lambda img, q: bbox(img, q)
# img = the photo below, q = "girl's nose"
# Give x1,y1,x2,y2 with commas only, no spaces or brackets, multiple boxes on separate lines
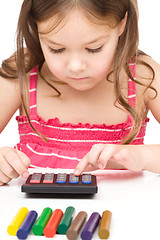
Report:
68,55,86,73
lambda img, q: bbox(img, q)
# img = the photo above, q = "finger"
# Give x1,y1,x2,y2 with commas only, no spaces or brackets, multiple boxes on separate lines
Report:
74,153,90,176
82,164,99,172
87,144,105,168
0,181,4,186
98,144,117,169
0,169,12,184
0,153,19,179
16,150,30,168
74,144,104,175
2,148,29,179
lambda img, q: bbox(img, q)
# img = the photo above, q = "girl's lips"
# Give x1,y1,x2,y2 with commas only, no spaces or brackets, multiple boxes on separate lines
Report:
70,77,89,81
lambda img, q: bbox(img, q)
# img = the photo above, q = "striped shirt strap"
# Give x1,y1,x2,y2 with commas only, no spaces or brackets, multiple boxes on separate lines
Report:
128,63,136,108
29,66,38,116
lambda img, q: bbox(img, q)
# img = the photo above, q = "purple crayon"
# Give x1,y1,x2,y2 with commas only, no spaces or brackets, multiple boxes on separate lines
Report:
81,212,101,240
16,210,38,239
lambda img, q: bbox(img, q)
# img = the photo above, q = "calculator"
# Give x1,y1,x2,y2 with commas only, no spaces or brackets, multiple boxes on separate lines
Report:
21,173,98,194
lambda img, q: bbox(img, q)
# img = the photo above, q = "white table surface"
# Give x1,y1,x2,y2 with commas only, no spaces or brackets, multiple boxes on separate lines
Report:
1,168,160,240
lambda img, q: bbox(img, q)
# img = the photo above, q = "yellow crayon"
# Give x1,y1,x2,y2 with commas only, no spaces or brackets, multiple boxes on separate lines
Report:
7,207,29,236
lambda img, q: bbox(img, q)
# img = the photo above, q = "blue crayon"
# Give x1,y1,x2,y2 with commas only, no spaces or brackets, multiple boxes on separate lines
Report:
81,212,101,240
17,210,38,239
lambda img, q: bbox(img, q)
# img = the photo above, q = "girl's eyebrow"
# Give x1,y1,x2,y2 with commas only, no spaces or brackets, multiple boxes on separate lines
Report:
41,35,109,46
86,35,109,44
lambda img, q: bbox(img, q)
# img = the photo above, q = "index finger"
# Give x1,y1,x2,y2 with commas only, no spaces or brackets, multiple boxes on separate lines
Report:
16,150,30,168
74,153,90,176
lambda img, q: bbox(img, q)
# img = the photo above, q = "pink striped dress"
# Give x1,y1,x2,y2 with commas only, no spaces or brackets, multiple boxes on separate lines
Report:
15,63,149,169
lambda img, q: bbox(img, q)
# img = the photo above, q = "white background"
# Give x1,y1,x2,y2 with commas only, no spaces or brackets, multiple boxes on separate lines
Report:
0,0,160,147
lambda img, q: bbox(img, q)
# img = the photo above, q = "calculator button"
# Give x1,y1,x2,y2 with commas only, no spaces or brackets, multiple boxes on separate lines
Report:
43,173,54,183
30,173,42,183
56,173,67,184
82,174,92,184
69,174,79,184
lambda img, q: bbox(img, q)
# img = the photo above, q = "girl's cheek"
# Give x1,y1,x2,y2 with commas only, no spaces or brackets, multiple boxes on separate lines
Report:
92,60,112,77
47,61,65,78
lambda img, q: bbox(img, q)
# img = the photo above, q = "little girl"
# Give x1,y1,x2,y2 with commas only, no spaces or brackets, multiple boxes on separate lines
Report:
0,0,160,186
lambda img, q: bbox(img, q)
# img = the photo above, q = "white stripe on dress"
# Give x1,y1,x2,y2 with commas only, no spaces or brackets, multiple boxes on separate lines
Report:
27,143,81,161
21,132,120,143
128,94,136,99
30,105,37,109
29,88,36,93
30,72,37,76
20,132,144,143
18,119,133,132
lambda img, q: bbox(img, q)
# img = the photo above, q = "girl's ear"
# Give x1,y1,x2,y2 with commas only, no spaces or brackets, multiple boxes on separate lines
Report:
118,12,128,36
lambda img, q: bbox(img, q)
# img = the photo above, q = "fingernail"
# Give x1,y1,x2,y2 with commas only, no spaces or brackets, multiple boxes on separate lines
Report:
22,171,29,179
74,170,79,175
98,163,104,169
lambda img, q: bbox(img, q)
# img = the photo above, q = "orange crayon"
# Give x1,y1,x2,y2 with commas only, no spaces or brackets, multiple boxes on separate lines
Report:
43,209,63,237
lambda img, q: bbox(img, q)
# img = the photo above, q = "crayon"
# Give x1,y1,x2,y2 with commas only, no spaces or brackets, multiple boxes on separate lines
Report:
7,207,29,236
32,207,52,236
57,206,75,234
81,212,101,240
16,210,38,239
98,210,112,239
43,209,63,237
66,211,87,240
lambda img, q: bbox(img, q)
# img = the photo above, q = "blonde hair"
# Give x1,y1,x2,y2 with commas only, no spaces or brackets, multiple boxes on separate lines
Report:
0,0,156,143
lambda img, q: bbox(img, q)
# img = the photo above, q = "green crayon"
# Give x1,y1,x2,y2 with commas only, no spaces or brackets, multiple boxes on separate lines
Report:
32,207,52,236
57,206,75,234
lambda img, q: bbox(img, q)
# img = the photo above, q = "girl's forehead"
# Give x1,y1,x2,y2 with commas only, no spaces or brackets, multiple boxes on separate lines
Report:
37,9,116,40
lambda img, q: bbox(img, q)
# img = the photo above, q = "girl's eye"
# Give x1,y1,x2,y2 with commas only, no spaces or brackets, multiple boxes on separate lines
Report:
86,45,103,53
49,47,65,54
48,45,104,54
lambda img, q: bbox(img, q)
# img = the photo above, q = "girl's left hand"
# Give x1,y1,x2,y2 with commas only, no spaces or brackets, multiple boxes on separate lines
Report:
74,144,144,175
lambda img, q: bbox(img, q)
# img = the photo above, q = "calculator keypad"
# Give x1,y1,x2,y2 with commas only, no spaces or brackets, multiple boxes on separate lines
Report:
29,173,92,184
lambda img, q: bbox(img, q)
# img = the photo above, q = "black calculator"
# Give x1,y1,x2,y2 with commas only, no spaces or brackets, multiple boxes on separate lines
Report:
21,173,98,194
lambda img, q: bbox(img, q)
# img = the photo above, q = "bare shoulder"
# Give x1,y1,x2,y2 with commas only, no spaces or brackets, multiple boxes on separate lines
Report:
0,75,21,132
0,75,21,100
136,54,160,122
136,54,160,97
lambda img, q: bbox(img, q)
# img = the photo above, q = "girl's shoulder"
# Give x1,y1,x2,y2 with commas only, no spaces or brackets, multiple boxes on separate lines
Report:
136,54,160,97
0,74,21,102
0,74,20,132
136,54,160,122
0,69,30,132
136,53,160,77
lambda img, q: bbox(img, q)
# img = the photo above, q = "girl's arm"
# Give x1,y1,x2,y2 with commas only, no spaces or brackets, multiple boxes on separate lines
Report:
74,57,160,175
140,57,160,172
0,76,30,185
0,76,21,132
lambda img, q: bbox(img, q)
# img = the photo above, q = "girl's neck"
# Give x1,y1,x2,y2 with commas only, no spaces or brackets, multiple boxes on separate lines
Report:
40,62,127,99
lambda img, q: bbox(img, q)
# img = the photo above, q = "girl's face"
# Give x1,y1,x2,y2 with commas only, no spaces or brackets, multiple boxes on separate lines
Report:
38,10,126,91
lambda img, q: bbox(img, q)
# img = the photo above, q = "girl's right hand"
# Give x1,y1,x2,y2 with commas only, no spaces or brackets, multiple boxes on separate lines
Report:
0,147,30,186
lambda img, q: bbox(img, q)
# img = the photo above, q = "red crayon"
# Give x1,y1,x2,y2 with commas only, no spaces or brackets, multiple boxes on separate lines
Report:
43,209,63,237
